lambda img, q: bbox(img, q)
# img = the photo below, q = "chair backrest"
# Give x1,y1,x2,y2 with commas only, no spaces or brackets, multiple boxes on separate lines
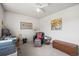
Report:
37,32,43,39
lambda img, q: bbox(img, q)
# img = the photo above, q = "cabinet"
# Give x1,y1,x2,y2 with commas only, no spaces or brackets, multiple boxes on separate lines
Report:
52,40,78,56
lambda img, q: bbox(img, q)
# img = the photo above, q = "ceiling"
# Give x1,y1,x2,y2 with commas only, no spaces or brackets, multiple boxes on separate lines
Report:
2,3,78,19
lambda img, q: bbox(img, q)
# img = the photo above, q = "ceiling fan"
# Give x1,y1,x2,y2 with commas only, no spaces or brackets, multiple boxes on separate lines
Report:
35,3,49,13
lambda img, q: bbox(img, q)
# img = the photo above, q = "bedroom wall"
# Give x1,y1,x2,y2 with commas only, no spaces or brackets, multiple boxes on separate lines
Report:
0,4,4,37
4,11,40,41
39,4,79,45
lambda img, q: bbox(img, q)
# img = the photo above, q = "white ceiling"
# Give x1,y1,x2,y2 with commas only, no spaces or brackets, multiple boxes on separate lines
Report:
3,3,78,19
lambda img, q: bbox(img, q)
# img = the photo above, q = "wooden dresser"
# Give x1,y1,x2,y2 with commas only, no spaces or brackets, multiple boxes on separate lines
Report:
52,40,78,56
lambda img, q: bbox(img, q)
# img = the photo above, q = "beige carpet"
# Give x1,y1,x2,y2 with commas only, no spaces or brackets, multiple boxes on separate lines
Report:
18,41,69,56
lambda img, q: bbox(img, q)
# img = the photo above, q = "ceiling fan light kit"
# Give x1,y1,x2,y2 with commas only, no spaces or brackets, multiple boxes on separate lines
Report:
36,8,42,13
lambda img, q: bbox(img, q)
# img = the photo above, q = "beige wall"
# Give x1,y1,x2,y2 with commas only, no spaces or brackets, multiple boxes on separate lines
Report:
0,4,4,37
4,11,40,41
40,4,79,45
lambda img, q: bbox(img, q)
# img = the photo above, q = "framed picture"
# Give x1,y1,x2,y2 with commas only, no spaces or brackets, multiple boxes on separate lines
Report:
20,22,33,29
51,18,62,30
